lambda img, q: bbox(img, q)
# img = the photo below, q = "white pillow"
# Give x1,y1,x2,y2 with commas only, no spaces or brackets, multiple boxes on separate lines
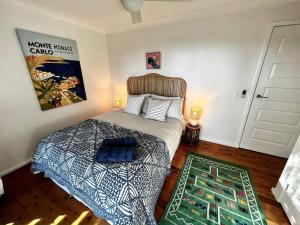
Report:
166,98,183,119
151,95,183,120
141,94,151,114
144,99,171,121
124,95,145,115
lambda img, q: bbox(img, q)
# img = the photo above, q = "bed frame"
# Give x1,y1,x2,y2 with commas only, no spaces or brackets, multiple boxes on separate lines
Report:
127,73,187,113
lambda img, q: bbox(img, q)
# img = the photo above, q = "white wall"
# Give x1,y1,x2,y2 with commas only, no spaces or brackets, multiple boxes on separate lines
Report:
0,1,112,175
106,3,300,147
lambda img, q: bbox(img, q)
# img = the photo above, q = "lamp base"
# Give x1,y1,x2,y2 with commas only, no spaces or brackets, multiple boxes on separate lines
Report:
189,119,199,127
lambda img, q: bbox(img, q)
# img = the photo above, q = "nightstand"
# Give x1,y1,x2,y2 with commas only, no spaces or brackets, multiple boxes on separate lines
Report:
182,123,200,146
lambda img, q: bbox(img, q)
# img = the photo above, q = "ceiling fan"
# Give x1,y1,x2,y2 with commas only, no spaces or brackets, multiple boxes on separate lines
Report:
121,0,194,24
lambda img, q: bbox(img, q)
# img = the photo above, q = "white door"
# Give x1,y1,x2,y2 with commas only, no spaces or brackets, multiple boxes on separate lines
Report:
280,182,300,225
241,24,300,158
272,135,300,225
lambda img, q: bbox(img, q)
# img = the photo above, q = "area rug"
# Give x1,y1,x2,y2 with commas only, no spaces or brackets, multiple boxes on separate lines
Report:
159,153,267,225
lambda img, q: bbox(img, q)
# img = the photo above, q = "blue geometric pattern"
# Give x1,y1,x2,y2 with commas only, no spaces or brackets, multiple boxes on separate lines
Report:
32,119,170,225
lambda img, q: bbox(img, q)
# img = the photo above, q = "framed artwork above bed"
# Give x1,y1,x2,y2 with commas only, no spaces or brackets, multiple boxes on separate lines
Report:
146,52,161,69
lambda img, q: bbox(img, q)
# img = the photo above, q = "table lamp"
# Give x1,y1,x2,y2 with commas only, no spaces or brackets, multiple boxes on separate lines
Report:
113,99,122,110
189,107,201,126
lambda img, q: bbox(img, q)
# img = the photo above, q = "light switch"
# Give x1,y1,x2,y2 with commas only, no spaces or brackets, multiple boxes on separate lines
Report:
236,90,247,98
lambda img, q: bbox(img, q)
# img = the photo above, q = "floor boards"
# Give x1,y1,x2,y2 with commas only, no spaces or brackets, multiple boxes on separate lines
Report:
0,141,290,225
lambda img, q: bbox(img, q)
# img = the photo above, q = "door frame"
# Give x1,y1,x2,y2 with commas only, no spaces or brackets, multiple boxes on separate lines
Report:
237,19,300,148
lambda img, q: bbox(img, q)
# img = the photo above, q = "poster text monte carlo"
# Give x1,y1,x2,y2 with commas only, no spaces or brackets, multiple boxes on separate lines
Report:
16,29,87,111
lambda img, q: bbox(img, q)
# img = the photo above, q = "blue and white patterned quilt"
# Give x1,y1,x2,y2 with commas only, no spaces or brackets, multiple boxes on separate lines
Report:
32,119,170,225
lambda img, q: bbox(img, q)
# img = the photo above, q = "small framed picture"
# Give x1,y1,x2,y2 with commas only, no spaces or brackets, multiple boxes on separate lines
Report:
146,52,161,69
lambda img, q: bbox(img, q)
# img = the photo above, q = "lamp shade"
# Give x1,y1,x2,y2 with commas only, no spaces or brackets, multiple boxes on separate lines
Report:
190,107,201,120
189,107,201,126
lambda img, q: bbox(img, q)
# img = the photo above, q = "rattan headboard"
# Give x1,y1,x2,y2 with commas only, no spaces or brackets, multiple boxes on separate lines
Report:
127,73,187,112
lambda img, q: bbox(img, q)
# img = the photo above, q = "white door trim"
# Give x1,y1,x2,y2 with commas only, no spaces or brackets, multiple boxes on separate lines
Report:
237,18,300,148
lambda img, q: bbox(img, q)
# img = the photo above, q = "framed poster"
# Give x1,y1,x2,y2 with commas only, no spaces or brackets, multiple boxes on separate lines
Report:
16,29,87,111
146,52,161,69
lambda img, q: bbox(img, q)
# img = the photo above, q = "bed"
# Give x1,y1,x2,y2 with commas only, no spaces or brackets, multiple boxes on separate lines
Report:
31,73,187,225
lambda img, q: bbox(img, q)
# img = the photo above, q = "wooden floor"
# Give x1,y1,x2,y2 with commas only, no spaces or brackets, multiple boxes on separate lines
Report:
0,141,290,225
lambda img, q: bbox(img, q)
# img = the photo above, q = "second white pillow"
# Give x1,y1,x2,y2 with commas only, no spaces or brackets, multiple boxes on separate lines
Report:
144,99,171,121
151,95,183,120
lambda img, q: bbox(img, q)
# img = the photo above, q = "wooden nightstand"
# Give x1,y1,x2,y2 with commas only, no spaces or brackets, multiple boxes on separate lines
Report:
182,123,200,146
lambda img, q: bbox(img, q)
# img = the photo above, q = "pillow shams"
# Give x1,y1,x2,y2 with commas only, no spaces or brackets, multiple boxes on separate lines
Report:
144,99,171,121
124,95,145,115
165,98,183,120
142,95,151,114
151,95,183,120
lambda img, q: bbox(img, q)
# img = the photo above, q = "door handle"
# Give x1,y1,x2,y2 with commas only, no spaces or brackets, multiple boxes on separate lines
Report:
256,94,269,99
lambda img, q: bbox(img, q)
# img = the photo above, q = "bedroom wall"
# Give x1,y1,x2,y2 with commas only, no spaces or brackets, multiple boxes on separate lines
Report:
106,3,300,147
0,1,112,175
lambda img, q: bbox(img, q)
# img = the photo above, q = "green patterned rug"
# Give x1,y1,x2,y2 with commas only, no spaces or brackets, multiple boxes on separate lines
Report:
159,153,267,225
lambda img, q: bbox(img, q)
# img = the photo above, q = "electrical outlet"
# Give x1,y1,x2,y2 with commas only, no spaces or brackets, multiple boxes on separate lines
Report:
241,90,247,98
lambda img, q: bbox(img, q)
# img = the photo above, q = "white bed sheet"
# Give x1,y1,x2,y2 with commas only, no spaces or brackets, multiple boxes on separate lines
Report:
93,110,184,161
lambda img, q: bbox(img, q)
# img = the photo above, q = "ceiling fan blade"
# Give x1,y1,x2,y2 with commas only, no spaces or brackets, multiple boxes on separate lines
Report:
145,0,194,2
131,11,142,24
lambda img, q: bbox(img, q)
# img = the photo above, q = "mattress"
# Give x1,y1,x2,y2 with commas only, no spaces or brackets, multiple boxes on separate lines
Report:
93,110,184,161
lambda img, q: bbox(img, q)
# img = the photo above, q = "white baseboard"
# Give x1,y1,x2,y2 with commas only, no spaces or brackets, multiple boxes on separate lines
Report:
0,158,32,177
200,137,239,148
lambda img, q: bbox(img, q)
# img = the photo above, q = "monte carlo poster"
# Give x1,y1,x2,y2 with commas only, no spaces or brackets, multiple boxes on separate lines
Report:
16,29,87,111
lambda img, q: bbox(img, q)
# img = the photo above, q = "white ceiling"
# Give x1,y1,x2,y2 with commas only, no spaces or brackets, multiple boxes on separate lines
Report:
5,0,300,33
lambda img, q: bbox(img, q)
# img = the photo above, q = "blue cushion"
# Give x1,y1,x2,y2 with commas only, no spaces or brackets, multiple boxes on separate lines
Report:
102,137,136,146
96,137,136,163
